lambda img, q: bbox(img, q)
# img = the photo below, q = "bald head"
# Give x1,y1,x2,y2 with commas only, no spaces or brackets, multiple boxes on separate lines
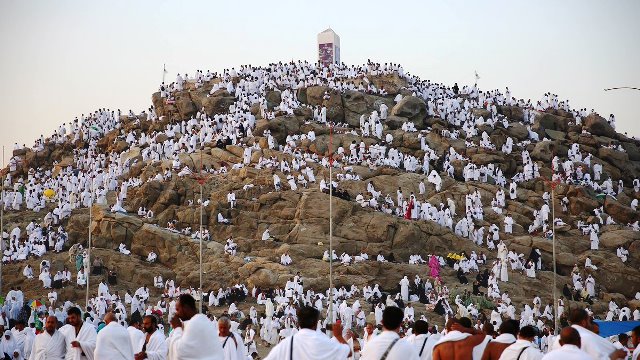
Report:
559,327,581,347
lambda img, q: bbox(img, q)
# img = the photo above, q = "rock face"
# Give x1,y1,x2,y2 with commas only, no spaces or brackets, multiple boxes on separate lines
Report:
4,67,640,323
391,96,427,125
584,114,617,138
342,91,393,127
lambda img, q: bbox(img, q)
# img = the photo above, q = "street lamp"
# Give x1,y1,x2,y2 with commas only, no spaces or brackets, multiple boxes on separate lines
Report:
190,147,212,313
328,122,335,324
543,172,561,335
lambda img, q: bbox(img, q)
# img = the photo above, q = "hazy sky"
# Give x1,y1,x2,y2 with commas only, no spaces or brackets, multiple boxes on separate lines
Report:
1,0,639,164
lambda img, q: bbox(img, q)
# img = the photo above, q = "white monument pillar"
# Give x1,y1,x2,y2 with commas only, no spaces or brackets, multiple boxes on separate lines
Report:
318,28,340,67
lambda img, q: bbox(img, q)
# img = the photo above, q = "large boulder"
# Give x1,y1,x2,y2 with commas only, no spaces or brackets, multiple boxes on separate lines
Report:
498,106,525,122
305,86,330,106
254,116,302,144
203,90,236,116
265,90,282,110
531,141,555,162
175,93,197,119
584,114,617,138
504,123,529,141
369,73,407,95
621,142,640,161
598,147,628,165
545,129,566,141
390,96,427,124
599,229,640,248
604,198,639,224
342,91,393,127
535,113,571,132
567,188,599,215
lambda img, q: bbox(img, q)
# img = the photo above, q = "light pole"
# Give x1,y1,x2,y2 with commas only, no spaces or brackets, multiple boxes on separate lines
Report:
191,147,210,314
328,122,335,325
544,171,560,335
551,184,558,335
86,175,93,309
199,181,203,313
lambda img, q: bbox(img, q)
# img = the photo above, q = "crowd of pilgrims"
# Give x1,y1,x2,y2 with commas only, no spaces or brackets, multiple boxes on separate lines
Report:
0,60,638,359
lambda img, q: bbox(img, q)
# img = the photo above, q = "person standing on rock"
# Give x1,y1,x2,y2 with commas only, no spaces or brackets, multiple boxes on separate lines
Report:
589,226,599,250
399,276,410,302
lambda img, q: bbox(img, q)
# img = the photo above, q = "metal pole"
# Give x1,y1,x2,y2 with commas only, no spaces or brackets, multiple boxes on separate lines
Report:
163,64,167,84
551,186,558,335
86,176,92,309
199,182,203,313
328,124,334,324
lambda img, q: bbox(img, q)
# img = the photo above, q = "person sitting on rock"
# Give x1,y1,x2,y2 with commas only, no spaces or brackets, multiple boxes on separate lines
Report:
119,243,131,255
280,252,292,266
217,212,230,224
147,251,157,263
22,264,33,279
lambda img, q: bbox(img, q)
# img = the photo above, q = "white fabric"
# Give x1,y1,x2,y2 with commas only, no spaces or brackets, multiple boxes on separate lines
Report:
127,327,144,354
28,330,66,360
550,325,616,360
94,322,134,360
218,333,245,360
498,339,543,360
434,331,471,346
361,331,419,360
264,328,350,360
60,322,97,360
168,314,223,360
135,330,167,360
406,333,440,360
541,345,592,360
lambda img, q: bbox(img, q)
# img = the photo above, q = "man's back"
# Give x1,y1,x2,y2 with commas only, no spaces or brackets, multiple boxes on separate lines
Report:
482,342,513,360
498,340,543,360
407,334,440,360
263,328,350,360
433,335,486,360
361,331,419,360
481,334,517,360
168,314,223,360
541,344,591,360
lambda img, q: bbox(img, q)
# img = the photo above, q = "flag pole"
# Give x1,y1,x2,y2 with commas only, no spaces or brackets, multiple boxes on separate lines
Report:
163,64,167,84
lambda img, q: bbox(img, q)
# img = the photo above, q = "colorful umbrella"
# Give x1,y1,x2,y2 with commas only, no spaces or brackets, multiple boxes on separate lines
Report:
29,299,43,309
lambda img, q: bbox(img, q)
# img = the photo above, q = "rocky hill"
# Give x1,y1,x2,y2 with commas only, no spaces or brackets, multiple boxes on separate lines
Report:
3,64,640,326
